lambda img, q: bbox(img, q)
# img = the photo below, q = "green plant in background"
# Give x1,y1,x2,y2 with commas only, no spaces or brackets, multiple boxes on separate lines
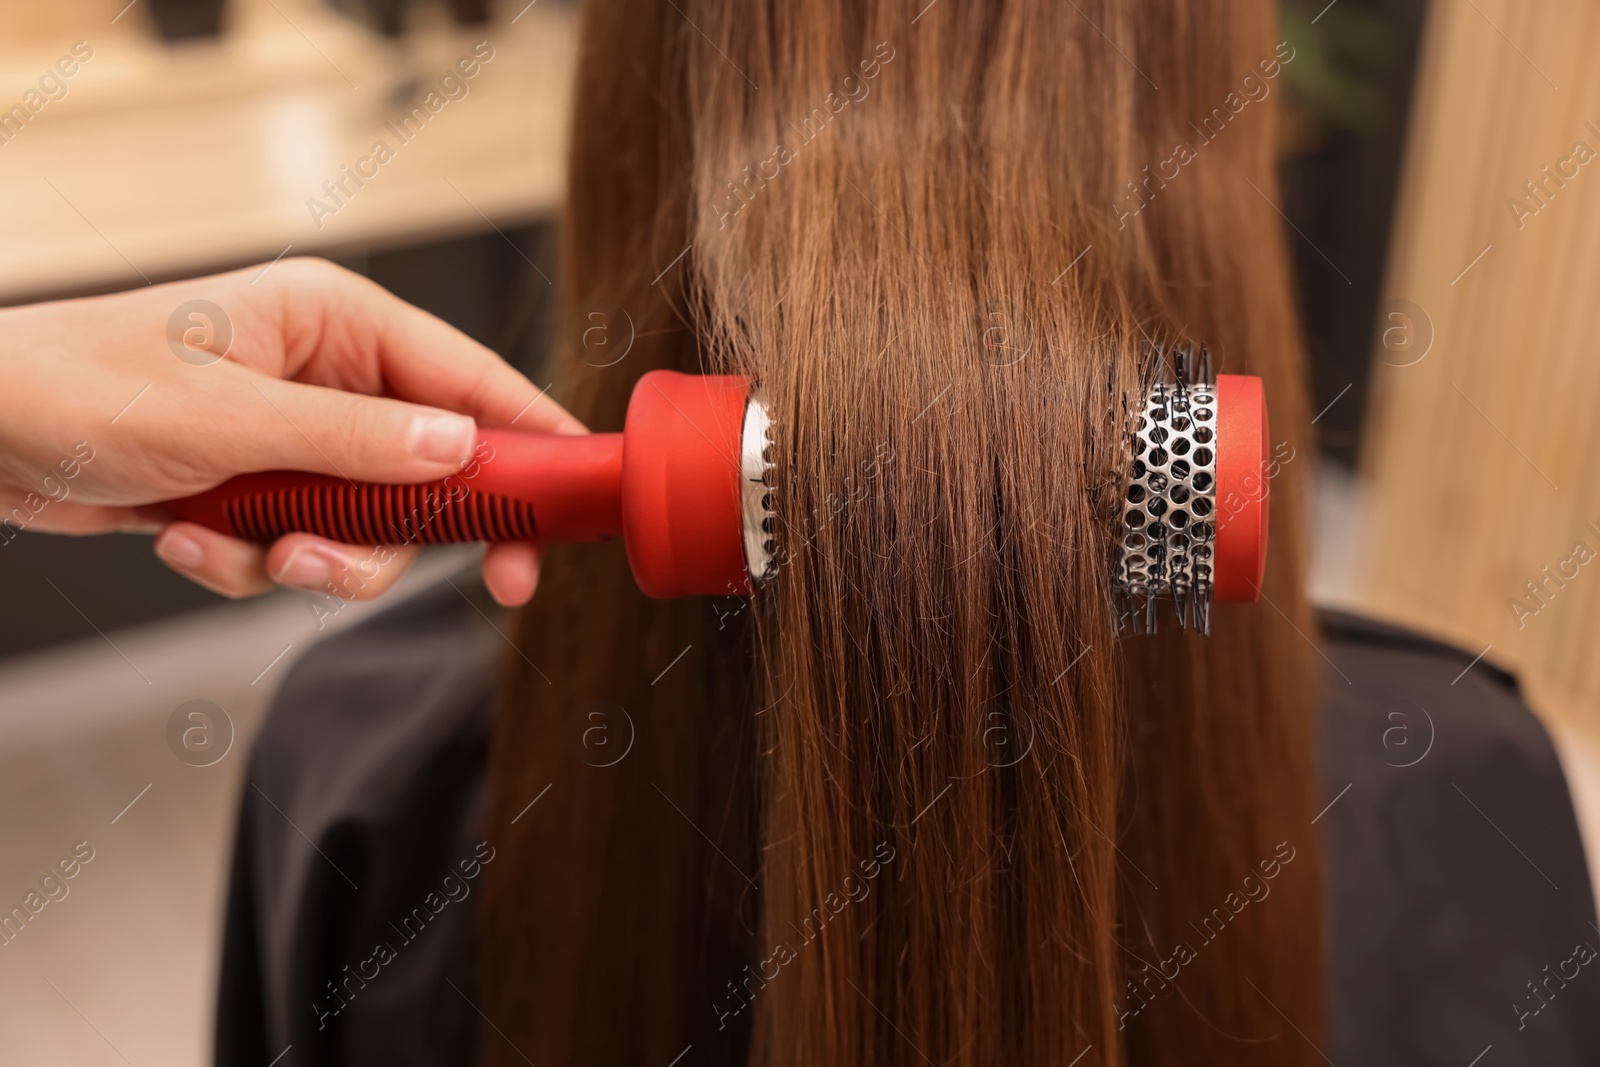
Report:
1281,0,1399,132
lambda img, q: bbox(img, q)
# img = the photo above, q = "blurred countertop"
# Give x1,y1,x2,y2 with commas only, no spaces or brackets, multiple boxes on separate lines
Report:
0,0,575,303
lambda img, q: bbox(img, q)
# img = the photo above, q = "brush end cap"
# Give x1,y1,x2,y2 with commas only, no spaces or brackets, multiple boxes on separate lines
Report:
621,371,752,599
1213,373,1269,603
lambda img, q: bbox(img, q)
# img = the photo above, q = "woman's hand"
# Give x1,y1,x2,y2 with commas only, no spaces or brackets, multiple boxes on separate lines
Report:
0,258,583,607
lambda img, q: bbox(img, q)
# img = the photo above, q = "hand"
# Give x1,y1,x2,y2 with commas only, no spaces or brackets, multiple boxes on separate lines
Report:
0,258,584,607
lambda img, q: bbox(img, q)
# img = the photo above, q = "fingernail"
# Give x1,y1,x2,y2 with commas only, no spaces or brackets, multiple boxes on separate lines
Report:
155,531,204,570
407,412,477,466
273,547,330,590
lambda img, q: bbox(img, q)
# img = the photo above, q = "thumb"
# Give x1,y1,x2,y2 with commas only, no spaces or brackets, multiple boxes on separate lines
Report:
222,373,478,484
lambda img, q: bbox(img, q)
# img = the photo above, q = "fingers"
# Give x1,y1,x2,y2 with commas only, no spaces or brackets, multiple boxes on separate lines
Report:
153,523,274,598
137,259,569,610
260,258,587,434
264,535,419,600
483,541,541,606
153,523,417,601
221,374,483,484
183,256,590,487
6,500,160,535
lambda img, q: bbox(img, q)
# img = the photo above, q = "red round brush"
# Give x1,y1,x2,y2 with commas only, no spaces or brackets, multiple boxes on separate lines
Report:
162,359,1267,625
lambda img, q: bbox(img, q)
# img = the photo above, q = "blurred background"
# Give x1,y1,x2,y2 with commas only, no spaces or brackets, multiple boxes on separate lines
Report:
0,0,1596,1062
0,0,571,1061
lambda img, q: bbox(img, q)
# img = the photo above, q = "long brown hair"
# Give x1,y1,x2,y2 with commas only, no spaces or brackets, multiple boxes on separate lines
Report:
477,1,1323,1064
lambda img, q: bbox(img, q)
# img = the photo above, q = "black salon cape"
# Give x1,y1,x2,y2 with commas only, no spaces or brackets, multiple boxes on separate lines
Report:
214,575,1600,1066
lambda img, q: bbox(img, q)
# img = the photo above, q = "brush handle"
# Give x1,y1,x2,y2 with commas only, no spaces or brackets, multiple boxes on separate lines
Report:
158,372,756,598
159,430,625,546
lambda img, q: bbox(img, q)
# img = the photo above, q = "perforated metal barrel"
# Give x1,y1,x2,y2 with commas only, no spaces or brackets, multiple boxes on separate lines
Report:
1114,350,1268,635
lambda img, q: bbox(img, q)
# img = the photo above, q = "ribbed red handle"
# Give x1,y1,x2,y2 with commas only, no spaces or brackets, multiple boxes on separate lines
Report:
182,475,538,544
160,430,626,547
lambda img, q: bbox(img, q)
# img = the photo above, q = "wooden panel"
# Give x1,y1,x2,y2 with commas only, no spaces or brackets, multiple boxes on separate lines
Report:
1360,0,1600,730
